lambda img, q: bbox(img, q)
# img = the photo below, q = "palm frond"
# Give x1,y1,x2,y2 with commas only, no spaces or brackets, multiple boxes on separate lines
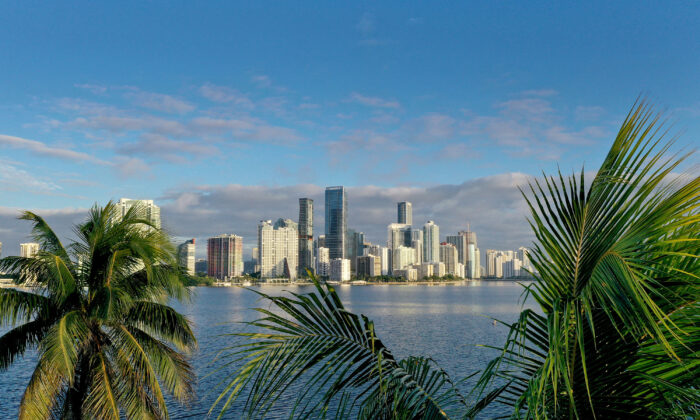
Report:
473,99,700,419
212,277,470,419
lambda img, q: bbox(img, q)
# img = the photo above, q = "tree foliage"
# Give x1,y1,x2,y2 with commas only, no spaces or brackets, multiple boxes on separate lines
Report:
0,202,197,419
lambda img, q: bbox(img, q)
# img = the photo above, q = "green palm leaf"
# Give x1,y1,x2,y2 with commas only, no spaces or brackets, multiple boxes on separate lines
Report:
211,277,471,419
0,201,197,419
473,100,700,419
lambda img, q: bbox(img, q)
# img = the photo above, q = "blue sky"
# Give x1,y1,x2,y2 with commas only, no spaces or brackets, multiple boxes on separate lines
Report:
0,1,698,256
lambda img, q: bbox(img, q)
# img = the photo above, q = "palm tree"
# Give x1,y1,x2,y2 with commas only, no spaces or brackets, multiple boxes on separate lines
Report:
211,100,699,419
0,202,197,419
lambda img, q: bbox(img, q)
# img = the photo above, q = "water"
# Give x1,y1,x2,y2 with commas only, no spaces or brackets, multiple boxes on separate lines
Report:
0,281,535,419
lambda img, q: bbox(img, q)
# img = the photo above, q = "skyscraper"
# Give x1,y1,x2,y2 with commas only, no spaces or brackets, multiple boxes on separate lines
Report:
207,234,243,280
445,234,466,266
116,198,161,229
316,247,330,277
0,242,2,259
397,201,412,225
20,242,39,258
459,230,478,279
423,221,440,263
298,198,314,276
177,239,196,275
440,242,458,276
259,219,299,279
325,186,347,259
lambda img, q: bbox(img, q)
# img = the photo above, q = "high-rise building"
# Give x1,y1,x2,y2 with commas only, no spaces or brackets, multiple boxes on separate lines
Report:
432,262,446,277
177,239,196,275
195,258,207,274
252,247,260,272
397,201,412,225
207,235,243,280
439,242,459,276
325,186,347,260
423,221,439,263
259,219,298,279
316,247,330,277
345,229,365,272
392,245,416,272
448,229,479,279
20,242,40,258
356,255,381,278
116,198,161,229
0,241,3,259
330,258,351,282
366,245,390,275
445,235,466,267
298,198,314,277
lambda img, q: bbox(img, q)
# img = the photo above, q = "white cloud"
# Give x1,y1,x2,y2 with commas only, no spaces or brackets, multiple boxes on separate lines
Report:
348,92,400,109
126,91,195,114
0,134,109,165
0,163,61,192
199,83,254,107
113,156,151,178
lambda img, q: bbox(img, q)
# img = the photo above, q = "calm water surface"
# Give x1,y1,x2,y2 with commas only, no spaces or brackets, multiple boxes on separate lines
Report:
0,281,535,419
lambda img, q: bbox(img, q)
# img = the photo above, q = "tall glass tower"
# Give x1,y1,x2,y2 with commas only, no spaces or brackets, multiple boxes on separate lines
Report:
298,198,314,276
325,186,347,259
397,201,412,225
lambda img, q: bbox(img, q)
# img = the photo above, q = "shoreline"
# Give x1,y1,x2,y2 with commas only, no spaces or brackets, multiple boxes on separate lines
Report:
199,278,534,287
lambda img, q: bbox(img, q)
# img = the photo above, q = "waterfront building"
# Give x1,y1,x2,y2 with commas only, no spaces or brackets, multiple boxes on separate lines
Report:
252,247,260,272
423,221,440,263
418,262,433,279
456,262,465,278
195,258,207,274
356,255,381,278
408,228,423,265
330,258,350,282
392,245,416,272
366,245,389,275
458,230,479,279
503,258,522,278
207,234,243,280
20,242,39,258
298,198,314,277
259,219,298,280
446,234,466,267
345,229,365,272
387,223,410,250
116,198,161,229
325,186,347,259
177,239,196,275
243,260,255,274
474,248,481,278
439,242,458,276
397,201,412,225
394,267,418,281
316,247,330,277
432,261,446,277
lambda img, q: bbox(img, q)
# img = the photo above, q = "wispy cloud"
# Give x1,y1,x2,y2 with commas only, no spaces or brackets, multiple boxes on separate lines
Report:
199,83,254,107
0,161,61,192
348,92,400,109
0,134,109,165
126,91,195,114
